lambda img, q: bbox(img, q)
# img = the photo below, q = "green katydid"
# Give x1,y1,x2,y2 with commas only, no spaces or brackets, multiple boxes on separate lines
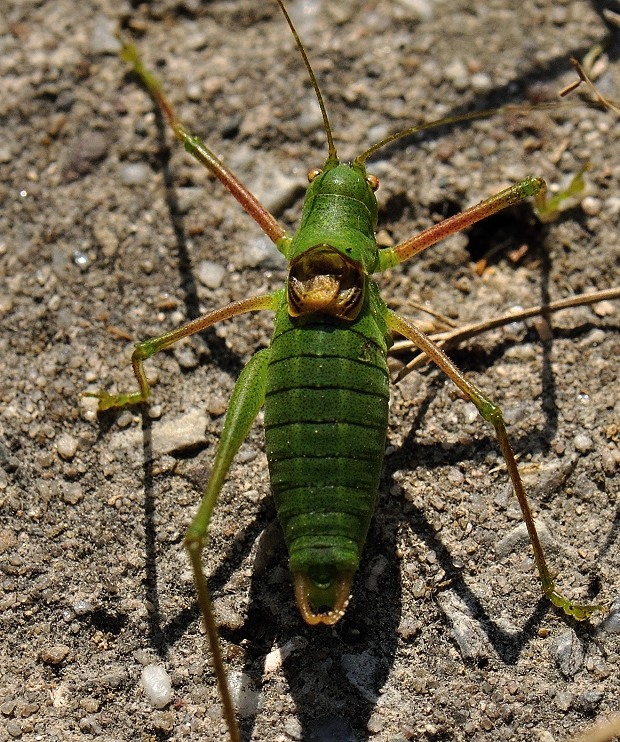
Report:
86,1,614,739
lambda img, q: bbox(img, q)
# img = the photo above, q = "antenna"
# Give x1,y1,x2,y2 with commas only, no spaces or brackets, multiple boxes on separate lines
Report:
276,0,339,167
354,102,567,166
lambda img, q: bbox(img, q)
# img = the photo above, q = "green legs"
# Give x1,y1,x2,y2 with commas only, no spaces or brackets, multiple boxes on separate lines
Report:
184,347,271,742
86,294,276,409
378,170,585,272
375,162,601,621
380,176,546,270
120,43,288,249
387,310,603,621
87,293,279,742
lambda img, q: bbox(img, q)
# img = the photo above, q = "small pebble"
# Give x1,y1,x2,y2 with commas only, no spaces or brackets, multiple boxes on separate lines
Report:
366,555,389,591
174,344,199,370
79,716,102,734
284,717,303,740
586,656,609,679
39,644,71,665
393,0,434,21
574,434,594,453
367,711,384,734
593,300,616,318
62,482,83,505
91,15,122,55
397,616,420,640
80,697,100,713
99,670,126,688
551,5,568,24
446,607,491,661
116,411,134,428
6,720,21,738
0,293,13,313
73,598,93,616
257,170,304,215
151,409,208,456
574,689,604,712
240,236,287,269
207,395,228,416
446,467,465,485
471,72,493,93
581,196,602,216
153,711,175,733
263,636,307,674
0,530,18,559
63,132,108,181
1,699,17,716
603,599,620,634
495,519,552,558
119,162,151,187
19,703,39,718
341,651,380,703
443,59,469,91
296,98,323,135
554,690,573,711
227,672,261,718
580,328,606,347
73,250,91,270
56,433,78,460
148,404,162,420
141,665,173,709
186,82,202,101
197,260,226,290
552,630,585,678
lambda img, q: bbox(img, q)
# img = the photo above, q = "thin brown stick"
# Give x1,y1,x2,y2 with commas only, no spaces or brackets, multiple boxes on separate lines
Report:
391,287,620,381
564,56,620,116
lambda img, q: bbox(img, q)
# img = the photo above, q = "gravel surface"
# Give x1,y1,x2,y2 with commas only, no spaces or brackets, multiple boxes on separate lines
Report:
1,1,619,741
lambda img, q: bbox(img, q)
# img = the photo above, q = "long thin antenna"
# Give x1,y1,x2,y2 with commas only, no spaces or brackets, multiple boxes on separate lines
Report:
276,0,339,166
354,101,570,166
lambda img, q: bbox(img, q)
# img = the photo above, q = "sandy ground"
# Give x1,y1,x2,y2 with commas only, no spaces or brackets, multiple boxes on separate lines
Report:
1,1,619,740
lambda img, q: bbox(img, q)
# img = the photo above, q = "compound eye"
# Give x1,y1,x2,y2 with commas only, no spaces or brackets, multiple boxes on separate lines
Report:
308,168,323,183
365,174,379,191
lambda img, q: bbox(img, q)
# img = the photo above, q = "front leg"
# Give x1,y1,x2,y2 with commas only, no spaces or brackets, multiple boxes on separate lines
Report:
85,293,278,410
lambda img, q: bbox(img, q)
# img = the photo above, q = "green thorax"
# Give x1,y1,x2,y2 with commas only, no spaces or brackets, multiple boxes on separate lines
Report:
286,162,379,275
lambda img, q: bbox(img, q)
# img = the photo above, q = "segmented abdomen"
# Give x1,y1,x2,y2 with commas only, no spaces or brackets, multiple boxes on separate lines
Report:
264,316,390,575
